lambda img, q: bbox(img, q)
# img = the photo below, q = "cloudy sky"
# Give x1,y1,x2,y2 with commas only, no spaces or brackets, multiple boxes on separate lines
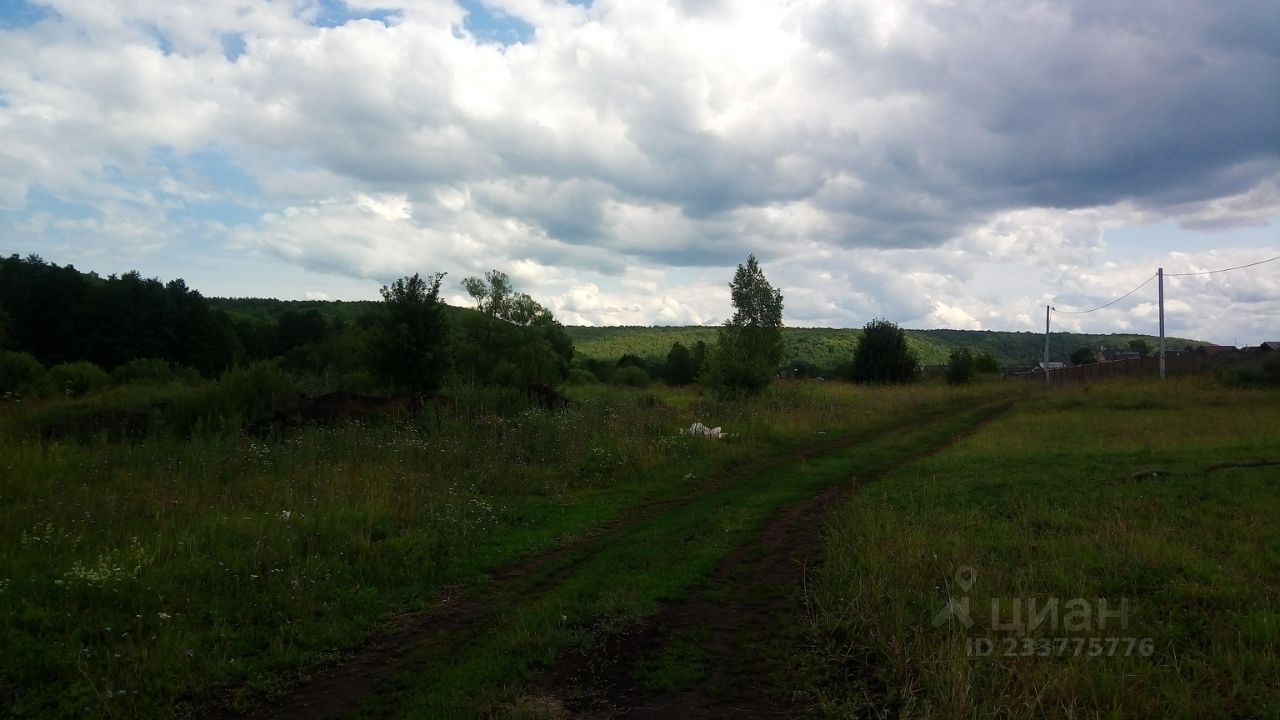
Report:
1,0,1277,344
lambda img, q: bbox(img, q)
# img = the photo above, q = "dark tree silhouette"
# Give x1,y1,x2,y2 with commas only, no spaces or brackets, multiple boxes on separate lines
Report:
372,272,451,393
849,318,918,384
663,342,697,385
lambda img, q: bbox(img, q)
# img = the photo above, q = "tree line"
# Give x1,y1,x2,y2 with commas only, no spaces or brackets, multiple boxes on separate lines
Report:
1,251,1011,403
0,254,573,398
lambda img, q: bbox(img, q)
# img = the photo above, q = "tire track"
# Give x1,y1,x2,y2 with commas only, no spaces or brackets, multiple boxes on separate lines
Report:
541,401,1013,719
203,398,1000,719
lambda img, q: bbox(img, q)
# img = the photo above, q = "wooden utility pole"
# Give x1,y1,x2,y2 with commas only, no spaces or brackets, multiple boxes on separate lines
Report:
1158,267,1166,380
1044,304,1051,386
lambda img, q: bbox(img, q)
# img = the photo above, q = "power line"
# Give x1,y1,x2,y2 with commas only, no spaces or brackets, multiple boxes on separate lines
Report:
1052,273,1157,314
1166,255,1280,277
1049,253,1278,314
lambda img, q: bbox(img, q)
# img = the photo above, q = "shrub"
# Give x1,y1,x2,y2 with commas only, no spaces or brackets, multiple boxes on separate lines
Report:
42,361,109,398
110,358,199,385
566,368,598,385
663,342,697,385
0,351,44,395
1222,356,1280,388
946,347,976,385
848,319,918,384
612,366,650,388
186,361,301,429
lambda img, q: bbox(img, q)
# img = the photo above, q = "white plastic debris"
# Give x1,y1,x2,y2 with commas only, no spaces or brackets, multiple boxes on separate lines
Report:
681,422,729,439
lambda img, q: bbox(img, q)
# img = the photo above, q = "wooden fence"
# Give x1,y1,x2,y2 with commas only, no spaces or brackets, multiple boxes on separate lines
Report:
1017,351,1260,384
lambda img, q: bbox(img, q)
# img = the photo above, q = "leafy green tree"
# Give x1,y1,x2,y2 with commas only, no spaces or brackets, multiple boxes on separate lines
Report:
456,270,573,387
0,255,239,375
1128,339,1152,357
848,319,918,383
946,347,976,385
0,305,11,349
1070,347,1096,366
690,340,709,379
0,351,43,394
42,361,109,398
708,255,784,398
275,309,330,354
787,359,821,379
462,270,515,319
372,272,451,393
617,353,647,371
612,366,650,387
974,351,1000,374
663,342,697,385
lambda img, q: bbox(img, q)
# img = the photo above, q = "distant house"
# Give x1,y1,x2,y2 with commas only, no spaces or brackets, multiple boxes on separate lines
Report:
1037,361,1067,371
1203,344,1238,355
1258,341,1280,352
1099,348,1141,362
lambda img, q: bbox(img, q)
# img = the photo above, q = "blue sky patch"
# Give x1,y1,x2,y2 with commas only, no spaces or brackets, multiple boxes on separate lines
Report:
19,188,99,221
221,32,247,62
0,0,54,29
458,0,534,45
146,24,175,55
309,0,401,28
186,149,261,196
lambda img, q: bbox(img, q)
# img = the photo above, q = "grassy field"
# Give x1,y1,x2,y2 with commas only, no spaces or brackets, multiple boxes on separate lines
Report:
0,379,1002,718
3,376,1274,718
795,378,1280,718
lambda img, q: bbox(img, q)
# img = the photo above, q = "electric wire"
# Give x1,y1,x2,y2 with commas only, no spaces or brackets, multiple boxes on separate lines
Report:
1051,273,1157,314
1165,255,1280,277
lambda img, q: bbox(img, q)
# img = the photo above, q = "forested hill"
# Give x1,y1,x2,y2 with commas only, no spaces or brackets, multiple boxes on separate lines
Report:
1,255,1203,383
210,299,1202,369
564,326,1205,369
204,299,1205,368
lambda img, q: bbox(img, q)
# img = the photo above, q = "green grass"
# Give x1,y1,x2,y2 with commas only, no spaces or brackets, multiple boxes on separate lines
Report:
633,627,712,692
794,377,1280,718
373,396,1012,718
0,379,1001,718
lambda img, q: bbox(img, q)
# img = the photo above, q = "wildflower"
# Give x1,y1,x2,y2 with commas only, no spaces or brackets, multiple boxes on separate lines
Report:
158,612,171,620
280,510,292,520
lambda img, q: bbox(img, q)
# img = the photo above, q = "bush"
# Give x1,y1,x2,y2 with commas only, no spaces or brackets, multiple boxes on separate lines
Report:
110,358,200,385
566,368,598,386
946,347,976,385
187,361,301,429
1222,356,1280,388
13,383,191,441
848,319,918,384
611,366,650,388
42,361,109,398
0,351,44,395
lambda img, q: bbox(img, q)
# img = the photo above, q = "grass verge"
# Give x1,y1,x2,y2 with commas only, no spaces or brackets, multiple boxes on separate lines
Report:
793,377,1280,718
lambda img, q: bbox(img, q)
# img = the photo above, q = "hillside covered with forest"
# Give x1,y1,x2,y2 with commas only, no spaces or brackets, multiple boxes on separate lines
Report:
208,298,1200,370
563,326,1204,370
